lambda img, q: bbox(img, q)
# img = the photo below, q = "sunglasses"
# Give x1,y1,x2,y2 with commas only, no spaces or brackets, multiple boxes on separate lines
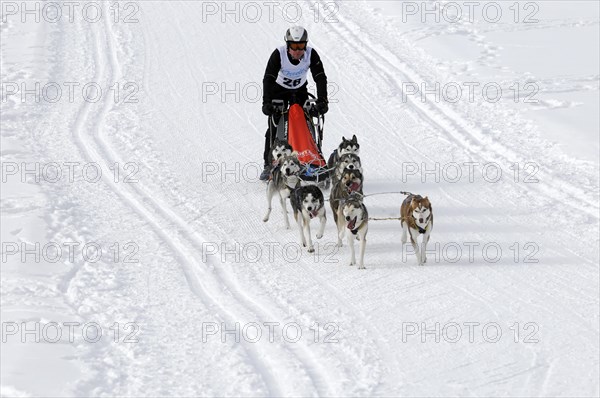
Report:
288,42,306,51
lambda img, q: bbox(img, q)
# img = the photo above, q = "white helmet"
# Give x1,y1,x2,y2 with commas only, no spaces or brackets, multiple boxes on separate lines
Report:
284,26,308,43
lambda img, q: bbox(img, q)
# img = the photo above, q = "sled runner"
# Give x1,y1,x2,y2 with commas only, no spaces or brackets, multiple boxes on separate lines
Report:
268,93,329,185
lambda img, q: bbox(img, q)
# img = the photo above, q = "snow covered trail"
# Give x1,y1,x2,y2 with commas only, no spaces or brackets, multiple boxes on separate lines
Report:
1,1,598,397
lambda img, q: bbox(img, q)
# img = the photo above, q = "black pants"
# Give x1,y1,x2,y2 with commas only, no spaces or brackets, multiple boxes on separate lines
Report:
263,114,281,166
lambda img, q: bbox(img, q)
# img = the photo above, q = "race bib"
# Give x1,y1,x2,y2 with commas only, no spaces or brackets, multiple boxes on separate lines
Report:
275,45,312,89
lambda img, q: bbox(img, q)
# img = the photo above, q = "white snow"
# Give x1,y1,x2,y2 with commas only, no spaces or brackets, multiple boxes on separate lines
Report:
1,1,598,397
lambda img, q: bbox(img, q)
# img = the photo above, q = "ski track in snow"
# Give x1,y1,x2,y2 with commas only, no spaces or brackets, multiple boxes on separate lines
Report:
71,4,383,396
323,0,598,218
67,6,337,396
1,1,598,397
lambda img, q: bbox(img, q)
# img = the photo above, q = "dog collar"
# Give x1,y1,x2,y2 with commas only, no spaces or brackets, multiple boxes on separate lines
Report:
417,220,430,234
347,215,364,234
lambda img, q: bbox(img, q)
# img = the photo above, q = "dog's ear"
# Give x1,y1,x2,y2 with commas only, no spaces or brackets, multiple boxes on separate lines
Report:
352,134,357,142
423,197,432,209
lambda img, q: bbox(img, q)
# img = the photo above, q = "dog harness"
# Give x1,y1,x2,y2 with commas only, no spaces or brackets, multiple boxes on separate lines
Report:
417,218,431,234
276,46,312,89
400,215,430,234
284,174,301,189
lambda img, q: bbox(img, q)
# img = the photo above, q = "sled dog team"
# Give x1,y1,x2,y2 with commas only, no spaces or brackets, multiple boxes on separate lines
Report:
263,135,433,268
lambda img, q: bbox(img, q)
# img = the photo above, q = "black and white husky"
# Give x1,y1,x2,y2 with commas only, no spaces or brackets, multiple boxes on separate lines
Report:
263,154,302,229
269,139,293,167
290,185,326,253
339,193,368,269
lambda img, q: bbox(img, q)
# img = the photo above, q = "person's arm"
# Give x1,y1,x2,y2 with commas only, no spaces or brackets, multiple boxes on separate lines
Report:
310,49,328,101
263,49,281,106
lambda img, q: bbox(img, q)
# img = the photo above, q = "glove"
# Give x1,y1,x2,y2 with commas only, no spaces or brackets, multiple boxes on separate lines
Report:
315,98,329,114
262,103,274,116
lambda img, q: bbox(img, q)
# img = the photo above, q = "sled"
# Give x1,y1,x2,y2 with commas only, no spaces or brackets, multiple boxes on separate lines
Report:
268,94,329,185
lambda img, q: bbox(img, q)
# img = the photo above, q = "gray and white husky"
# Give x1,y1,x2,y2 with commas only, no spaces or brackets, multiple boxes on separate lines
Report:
339,193,368,269
263,154,302,229
326,135,360,189
327,134,360,170
290,185,326,253
330,168,364,226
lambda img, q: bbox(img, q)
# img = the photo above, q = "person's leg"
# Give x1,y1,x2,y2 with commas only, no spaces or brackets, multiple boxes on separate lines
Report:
263,126,272,166
260,127,272,181
263,113,281,164
260,115,279,180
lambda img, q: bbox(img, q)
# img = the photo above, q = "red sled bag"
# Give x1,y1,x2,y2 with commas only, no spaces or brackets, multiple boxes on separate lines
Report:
286,104,326,167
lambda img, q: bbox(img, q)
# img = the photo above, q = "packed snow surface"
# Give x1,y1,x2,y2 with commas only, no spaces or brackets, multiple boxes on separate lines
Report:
1,1,598,396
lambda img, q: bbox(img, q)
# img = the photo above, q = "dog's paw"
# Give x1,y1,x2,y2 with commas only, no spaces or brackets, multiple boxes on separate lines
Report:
336,240,343,248
316,232,323,239
358,265,366,270
262,216,269,222
307,246,315,253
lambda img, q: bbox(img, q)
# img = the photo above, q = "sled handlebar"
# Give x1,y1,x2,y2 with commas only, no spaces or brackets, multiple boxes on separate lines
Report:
270,98,316,113
271,99,285,112
303,97,317,110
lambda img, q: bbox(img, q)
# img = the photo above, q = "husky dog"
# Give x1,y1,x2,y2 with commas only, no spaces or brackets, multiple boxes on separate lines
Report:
327,134,360,171
263,154,302,228
400,194,433,266
326,135,360,189
290,185,326,253
338,193,368,269
332,153,363,186
269,139,293,167
330,168,364,227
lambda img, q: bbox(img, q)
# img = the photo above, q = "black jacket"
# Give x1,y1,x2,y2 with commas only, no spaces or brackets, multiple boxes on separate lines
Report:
262,48,328,106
